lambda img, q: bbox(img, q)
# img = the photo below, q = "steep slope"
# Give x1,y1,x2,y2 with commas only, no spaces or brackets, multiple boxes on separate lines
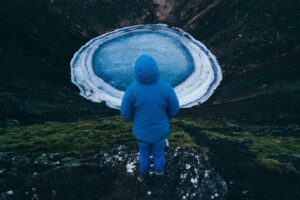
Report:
0,0,156,123
1,0,299,126
173,0,300,125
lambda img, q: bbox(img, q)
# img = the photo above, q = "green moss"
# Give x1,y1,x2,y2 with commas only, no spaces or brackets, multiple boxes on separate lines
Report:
173,117,240,132
258,158,298,174
0,116,132,152
249,136,300,160
203,130,236,141
175,118,300,173
207,132,300,173
168,122,207,154
3,115,298,174
0,116,200,153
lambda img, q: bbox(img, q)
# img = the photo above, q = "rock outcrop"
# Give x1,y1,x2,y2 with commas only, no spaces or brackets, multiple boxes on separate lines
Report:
0,146,227,200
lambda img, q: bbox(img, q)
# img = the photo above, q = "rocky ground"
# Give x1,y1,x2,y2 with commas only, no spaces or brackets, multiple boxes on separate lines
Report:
0,116,300,199
0,117,228,200
0,146,227,200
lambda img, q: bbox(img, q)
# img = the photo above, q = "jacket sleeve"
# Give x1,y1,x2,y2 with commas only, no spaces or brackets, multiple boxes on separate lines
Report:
167,84,179,119
120,87,134,122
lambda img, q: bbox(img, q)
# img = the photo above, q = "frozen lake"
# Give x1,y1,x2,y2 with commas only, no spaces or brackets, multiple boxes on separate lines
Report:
71,24,222,109
92,31,194,90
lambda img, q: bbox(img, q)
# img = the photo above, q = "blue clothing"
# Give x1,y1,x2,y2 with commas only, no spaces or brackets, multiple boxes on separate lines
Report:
120,54,180,143
137,139,166,175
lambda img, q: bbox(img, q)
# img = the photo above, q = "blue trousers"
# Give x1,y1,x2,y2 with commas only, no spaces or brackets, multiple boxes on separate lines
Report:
137,139,166,175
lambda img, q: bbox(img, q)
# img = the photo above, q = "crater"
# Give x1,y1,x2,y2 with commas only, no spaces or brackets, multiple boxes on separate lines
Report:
71,24,222,109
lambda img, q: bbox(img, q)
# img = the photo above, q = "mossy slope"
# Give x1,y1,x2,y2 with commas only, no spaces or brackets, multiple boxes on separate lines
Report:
0,116,199,153
174,117,300,174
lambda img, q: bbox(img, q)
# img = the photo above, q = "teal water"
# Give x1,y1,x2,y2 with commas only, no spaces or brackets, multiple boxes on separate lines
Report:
92,31,194,90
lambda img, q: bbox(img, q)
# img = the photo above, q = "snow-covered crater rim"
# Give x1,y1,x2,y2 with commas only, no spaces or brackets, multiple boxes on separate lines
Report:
70,24,222,109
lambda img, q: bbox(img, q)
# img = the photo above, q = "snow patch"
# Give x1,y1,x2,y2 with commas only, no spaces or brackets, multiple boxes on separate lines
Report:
191,177,198,184
126,161,136,173
185,164,191,170
6,190,13,195
204,170,210,178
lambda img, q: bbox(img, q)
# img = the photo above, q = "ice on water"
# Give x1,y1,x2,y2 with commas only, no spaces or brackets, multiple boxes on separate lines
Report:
92,32,194,90
71,24,222,109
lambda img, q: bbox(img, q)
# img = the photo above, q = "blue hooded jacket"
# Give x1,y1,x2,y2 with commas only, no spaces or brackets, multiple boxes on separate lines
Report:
120,54,180,143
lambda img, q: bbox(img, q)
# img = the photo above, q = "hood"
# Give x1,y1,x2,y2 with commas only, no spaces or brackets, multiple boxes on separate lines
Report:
134,54,160,84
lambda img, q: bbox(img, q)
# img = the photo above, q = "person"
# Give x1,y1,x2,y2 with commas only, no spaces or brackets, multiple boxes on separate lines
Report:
120,54,179,184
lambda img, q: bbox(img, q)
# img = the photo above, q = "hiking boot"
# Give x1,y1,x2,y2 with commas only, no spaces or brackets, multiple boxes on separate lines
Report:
154,172,165,186
138,173,154,187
